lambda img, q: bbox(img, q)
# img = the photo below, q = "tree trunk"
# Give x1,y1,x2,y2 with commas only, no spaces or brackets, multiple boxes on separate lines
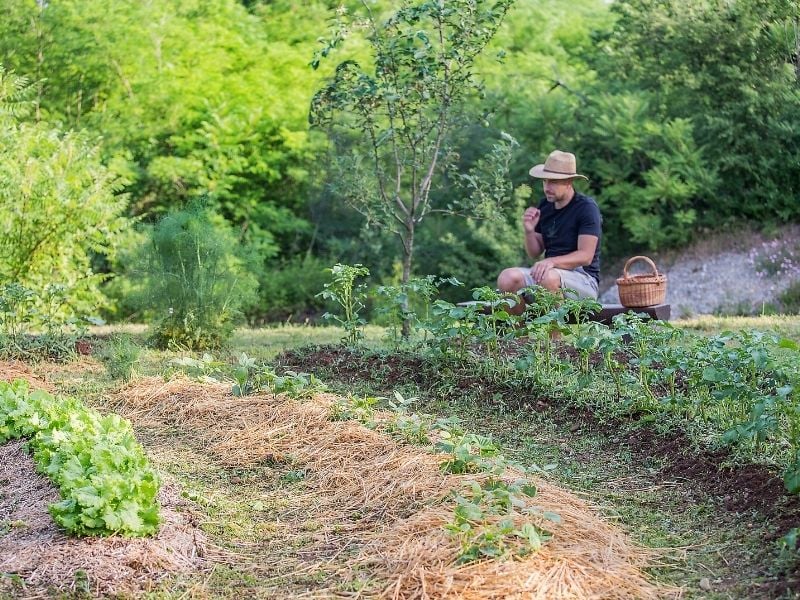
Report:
400,220,414,339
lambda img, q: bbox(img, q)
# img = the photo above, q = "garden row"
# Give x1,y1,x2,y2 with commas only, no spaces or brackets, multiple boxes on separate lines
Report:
0,379,160,536
316,265,800,545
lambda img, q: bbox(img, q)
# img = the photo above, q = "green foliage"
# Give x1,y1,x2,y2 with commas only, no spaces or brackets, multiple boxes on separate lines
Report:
0,66,130,317
167,352,325,398
2,0,798,319
317,263,370,345
229,353,326,398
0,0,326,276
437,429,503,475
445,479,557,563
374,275,462,347
779,282,800,314
330,394,380,427
572,95,717,253
310,0,518,298
131,204,258,350
98,335,141,382
383,391,432,444
593,0,800,228
0,282,88,362
255,255,330,322
0,379,160,536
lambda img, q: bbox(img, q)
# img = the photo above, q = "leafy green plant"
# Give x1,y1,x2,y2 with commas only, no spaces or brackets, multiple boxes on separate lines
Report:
169,352,326,398
375,276,461,347
444,478,558,563
470,287,520,365
383,391,432,445
436,428,503,475
330,394,381,427
0,379,160,536
0,282,88,362
317,263,370,345
169,353,228,382
428,299,483,360
131,204,258,351
234,358,326,399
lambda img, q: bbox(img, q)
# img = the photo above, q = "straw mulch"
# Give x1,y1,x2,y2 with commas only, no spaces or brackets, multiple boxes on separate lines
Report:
109,376,678,600
0,439,208,599
0,360,55,392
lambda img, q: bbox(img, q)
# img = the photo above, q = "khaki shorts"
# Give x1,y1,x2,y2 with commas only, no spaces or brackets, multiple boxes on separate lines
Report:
514,266,599,299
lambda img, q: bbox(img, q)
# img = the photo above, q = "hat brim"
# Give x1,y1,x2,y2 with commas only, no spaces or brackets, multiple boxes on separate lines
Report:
529,164,589,180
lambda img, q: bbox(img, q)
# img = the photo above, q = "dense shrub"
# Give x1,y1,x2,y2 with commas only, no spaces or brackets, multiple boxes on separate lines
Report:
130,204,258,350
0,67,129,318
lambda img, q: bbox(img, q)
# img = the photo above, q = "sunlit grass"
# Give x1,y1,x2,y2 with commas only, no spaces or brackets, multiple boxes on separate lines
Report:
677,314,800,342
88,323,390,366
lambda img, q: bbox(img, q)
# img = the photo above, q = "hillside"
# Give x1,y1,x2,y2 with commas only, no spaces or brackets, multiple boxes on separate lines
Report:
599,224,800,318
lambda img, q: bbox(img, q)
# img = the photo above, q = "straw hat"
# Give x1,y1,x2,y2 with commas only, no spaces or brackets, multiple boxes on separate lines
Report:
529,150,588,180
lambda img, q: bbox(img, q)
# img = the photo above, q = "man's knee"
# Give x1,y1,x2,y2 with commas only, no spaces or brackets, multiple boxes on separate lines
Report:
541,269,561,292
497,268,526,292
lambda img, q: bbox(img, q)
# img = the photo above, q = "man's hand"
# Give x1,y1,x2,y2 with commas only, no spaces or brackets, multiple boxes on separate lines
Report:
522,207,541,234
531,257,557,284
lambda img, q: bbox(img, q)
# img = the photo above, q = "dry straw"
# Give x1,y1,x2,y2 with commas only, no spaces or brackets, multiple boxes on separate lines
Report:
108,376,677,599
0,440,210,599
0,360,676,599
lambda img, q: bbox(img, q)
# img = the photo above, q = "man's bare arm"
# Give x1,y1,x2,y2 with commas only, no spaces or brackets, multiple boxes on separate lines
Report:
547,234,598,269
525,230,544,258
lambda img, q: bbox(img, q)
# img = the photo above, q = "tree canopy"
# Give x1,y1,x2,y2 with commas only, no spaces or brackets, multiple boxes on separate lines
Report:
0,0,797,319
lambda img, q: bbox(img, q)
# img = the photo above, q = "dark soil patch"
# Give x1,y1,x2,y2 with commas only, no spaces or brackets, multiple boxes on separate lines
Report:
624,426,800,535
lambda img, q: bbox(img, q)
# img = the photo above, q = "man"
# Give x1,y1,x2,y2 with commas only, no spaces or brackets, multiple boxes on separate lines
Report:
497,150,601,311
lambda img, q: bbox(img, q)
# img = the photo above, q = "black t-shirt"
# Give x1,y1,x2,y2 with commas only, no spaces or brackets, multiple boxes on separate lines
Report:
534,191,602,282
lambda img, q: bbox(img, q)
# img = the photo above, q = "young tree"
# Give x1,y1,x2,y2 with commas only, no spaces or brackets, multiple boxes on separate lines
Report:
309,0,518,335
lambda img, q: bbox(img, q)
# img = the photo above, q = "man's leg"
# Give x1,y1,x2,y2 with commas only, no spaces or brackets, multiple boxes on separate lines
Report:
497,267,561,315
557,267,599,300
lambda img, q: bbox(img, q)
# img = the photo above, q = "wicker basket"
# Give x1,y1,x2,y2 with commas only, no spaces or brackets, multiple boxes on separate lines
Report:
616,256,667,307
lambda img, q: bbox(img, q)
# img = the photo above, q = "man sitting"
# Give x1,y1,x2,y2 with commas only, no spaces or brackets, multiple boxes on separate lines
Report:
497,150,602,313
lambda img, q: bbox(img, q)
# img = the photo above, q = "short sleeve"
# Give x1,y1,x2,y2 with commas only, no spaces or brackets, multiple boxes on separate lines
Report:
577,200,602,237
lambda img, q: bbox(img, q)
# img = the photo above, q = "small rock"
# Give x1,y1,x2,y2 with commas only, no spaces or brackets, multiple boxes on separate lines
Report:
699,577,712,591
230,476,242,484
570,423,580,433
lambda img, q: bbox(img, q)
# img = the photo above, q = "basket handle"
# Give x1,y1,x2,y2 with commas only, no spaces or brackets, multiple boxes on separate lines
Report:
623,255,660,278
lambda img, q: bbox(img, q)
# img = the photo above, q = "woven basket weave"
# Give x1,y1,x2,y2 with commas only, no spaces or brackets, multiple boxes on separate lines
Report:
616,256,667,307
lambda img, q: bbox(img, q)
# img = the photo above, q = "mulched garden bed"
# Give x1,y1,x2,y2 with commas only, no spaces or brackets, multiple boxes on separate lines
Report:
278,344,800,596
